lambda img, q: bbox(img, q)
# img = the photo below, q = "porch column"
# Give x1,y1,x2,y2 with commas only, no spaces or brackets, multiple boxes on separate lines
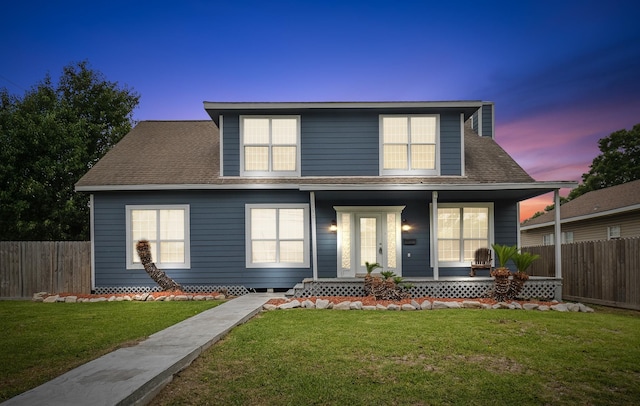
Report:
554,189,562,280
310,191,318,281
432,191,439,280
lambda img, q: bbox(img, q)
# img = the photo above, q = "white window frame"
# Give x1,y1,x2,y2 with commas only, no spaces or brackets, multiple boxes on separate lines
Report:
125,205,191,270
543,232,573,245
245,204,310,268
430,203,494,267
608,225,621,240
379,114,440,176
240,115,301,177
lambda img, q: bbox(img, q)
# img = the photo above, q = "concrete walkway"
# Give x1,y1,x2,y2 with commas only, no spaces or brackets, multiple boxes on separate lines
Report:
2,294,276,406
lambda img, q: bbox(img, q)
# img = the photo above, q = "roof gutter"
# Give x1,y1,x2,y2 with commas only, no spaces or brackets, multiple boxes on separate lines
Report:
203,101,487,110
298,181,576,192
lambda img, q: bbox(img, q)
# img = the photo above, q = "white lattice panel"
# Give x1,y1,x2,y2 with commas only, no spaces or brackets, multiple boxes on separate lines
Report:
293,279,560,300
94,285,249,296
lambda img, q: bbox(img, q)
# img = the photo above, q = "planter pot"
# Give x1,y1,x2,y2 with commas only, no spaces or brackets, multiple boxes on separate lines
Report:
509,272,529,299
491,267,511,301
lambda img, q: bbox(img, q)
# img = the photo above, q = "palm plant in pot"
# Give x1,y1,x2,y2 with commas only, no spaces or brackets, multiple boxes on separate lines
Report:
490,243,518,301
510,250,540,298
364,261,381,296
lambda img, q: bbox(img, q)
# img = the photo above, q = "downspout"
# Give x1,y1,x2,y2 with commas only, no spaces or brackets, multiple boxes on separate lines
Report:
310,191,318,281
432,191,439,280
554,190,562,300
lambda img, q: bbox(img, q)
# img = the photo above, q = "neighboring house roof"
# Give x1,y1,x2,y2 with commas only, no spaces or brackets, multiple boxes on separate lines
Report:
521,179,640,229
75,117,572,197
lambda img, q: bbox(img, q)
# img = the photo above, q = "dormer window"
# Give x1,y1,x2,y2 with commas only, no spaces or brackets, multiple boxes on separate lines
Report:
380,115,439,175
241,116,300,176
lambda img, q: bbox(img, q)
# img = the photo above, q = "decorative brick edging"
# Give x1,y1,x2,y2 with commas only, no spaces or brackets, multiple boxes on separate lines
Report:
263,298,595,312
32,292,226,303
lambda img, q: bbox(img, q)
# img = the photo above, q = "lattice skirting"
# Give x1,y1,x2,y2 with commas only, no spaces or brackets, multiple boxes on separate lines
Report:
93,285,250,297
294,279,560,301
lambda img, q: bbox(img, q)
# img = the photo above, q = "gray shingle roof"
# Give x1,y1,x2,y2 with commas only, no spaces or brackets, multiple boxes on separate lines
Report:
75,120,539,189
521,179,640,227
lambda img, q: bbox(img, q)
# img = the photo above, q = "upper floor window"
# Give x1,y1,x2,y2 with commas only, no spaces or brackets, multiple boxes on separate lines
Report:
380,115,439,175
126,205,190,269
241,116,300,176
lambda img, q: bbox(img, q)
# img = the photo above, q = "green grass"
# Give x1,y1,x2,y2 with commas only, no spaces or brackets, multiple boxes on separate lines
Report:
152,307,640,406
0,300,221,401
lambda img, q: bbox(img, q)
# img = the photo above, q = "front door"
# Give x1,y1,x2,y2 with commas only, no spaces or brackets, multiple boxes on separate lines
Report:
356,214,383,274
336,206,403,278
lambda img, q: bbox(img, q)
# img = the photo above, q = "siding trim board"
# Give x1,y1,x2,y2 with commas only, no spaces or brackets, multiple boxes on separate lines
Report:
77,181,575,193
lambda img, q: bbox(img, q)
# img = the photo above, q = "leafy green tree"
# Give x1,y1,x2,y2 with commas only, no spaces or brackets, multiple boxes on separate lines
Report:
569,124,640,200
0,61,139,240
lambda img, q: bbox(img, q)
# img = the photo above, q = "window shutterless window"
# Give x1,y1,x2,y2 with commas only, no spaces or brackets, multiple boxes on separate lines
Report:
608,225,621,240
380,115,439,175
245,204,310,268
125,205,190,269
431,203,493,267
241,116,300,176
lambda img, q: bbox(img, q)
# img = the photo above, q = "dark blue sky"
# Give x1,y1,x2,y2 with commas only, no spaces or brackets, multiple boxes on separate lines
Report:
2,0,639,219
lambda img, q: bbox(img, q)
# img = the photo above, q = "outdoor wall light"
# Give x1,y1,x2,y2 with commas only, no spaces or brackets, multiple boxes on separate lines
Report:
401,219,411,232
329,220,338,232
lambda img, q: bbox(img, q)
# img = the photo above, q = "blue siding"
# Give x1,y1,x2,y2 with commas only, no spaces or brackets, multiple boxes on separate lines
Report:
302,111,379,176
220,109,464,178
93,190,522,287
471,111,479,133
482,104,493,137
94,190,312,290
222,115,240,176
440,112,462,176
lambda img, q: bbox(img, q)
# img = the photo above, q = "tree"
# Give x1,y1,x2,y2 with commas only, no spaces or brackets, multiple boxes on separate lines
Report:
569,124,640,200
0,61,139,240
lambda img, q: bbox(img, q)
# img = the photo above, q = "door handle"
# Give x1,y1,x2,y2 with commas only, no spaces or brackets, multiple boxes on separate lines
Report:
379,247,383,254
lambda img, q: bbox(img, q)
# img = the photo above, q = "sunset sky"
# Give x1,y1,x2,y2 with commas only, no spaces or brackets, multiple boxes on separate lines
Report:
2,0,639,220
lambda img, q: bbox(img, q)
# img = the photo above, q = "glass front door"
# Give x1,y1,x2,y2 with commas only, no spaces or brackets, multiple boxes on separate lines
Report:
336,207,402,278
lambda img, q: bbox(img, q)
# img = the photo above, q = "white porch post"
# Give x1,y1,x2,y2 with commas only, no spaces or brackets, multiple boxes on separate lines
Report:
554,189,562,280
432,191,439,280
310,191,318,281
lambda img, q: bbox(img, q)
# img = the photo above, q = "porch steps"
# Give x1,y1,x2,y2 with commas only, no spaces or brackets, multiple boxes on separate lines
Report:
285,283,304,298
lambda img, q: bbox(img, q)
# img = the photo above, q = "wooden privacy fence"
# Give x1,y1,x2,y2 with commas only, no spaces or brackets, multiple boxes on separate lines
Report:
524,238,640,310
0,241,91,298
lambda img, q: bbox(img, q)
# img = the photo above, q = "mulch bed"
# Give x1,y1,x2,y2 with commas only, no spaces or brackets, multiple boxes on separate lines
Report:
265,296,558,307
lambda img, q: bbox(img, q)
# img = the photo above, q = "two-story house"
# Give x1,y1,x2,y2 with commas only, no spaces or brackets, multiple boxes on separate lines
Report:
75,101,574,297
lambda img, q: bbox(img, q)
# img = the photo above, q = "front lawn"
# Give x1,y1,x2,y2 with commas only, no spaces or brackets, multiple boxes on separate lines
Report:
152,307,640,406
0,300,221,401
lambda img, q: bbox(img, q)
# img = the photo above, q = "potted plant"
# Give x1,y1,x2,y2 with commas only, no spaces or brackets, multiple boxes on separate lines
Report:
490,244,518,301
510,250,540,298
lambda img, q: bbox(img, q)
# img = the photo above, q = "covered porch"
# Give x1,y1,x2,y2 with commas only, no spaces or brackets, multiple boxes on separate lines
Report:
289,276,562,301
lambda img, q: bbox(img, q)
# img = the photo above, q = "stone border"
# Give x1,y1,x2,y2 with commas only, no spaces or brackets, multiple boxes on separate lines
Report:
31,292,226,303
263,298,595,312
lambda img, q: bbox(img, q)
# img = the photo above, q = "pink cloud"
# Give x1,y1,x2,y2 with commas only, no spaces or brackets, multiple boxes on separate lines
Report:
497,99,640,187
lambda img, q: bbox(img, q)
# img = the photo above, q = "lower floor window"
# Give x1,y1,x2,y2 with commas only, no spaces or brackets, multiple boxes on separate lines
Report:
246,204,310,268
433,203,493,266
126,205,190,269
